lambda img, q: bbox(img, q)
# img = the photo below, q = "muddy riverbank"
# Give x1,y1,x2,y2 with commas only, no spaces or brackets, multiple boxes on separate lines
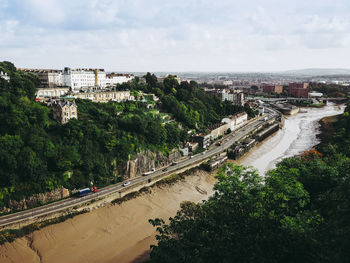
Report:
0,103,344,263
0,170,217,263
236,103,345,175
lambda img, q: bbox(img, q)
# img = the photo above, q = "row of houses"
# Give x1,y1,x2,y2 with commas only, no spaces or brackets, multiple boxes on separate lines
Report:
193,112,248,148
36,88,160,104
74,90,133,103
19,67,134,91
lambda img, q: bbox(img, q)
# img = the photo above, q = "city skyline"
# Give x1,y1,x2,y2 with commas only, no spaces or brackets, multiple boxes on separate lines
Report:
1,0,350,72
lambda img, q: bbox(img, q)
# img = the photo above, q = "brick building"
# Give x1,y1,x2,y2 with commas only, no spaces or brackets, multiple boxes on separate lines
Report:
288,83,309,98
262,84,283,94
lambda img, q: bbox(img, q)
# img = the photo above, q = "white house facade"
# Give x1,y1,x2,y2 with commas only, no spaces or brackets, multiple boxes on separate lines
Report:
62,68,107,91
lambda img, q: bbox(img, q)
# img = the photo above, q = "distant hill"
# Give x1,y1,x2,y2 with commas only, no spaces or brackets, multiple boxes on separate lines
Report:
282,68,350,76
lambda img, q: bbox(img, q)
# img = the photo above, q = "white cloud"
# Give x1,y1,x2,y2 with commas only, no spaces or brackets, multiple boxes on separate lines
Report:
302,15,350,33
21,0,65,25
1,0,350,71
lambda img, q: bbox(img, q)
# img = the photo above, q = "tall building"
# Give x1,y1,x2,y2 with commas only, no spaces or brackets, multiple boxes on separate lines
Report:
62,68,107,91
221,90,245,106
288,83,309,98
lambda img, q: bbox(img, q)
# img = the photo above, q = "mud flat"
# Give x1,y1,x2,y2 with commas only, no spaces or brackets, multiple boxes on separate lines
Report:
0,104,345,263
236,103,345,175
0,170,216,263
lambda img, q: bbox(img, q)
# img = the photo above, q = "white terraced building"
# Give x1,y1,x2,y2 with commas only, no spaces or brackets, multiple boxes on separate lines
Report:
20,68,134,92
106,73,134,86
62,67,107,91
74,90,133,103
36,87,70,98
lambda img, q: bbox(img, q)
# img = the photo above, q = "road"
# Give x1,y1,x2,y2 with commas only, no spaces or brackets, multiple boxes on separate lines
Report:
0,109,278,228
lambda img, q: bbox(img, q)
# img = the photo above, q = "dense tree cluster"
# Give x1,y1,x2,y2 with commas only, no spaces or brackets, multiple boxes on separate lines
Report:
118,73,249,130
0,63,246,207
309,82,350,98
149,104,350,263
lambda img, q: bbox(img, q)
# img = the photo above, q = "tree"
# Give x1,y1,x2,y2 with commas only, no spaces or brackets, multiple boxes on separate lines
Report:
144,72,158,88
163,75,178,95
149,164,320,263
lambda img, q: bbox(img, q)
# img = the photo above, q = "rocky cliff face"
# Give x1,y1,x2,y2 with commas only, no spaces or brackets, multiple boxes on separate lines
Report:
2,150,182,213
1,187,70,213
126,150,181,178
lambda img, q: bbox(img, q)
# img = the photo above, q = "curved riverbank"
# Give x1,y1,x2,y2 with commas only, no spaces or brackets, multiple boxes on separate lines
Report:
236,103,345,175
0,103,344,263
0,170,217,263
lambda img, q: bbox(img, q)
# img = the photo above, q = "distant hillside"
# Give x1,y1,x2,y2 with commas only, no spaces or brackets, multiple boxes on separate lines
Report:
282,68,350,76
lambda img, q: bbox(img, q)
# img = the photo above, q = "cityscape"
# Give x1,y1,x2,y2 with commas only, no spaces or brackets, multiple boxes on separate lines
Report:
0,1,350,263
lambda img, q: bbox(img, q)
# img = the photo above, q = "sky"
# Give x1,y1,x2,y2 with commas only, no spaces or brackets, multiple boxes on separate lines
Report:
1,0,350,72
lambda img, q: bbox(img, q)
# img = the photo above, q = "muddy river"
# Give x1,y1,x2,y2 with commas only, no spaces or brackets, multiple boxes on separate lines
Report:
237,103,345,175
0,103,344,263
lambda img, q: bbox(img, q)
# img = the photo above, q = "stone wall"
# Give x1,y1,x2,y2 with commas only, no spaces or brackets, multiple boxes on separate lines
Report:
1,187,70,213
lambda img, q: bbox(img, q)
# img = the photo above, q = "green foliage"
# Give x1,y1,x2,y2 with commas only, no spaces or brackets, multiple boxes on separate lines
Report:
149,164,319,263
149,104,350,262
0,62,250,209
309,82,349,98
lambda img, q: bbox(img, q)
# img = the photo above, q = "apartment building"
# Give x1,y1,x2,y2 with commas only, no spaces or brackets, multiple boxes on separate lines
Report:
62,68,107,91
289,83,309,98
221,90,245,106
192,134,211,149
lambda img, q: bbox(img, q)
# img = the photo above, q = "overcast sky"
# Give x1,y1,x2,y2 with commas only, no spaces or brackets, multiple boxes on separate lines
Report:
1,0,350,72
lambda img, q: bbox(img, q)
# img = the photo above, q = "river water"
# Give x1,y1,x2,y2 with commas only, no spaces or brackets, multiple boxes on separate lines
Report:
236,103,345,176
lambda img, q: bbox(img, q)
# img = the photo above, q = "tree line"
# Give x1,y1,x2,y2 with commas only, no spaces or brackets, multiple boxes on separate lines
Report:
148,104,350,263
0,62,246,208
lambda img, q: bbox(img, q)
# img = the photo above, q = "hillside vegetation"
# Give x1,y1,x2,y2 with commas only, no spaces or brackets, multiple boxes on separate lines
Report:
149,105,350,263
0,62,246,208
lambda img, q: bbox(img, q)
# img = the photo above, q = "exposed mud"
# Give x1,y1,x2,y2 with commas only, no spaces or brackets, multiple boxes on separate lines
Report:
236,103,345,175
0,103,344,263
0,170,216,263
